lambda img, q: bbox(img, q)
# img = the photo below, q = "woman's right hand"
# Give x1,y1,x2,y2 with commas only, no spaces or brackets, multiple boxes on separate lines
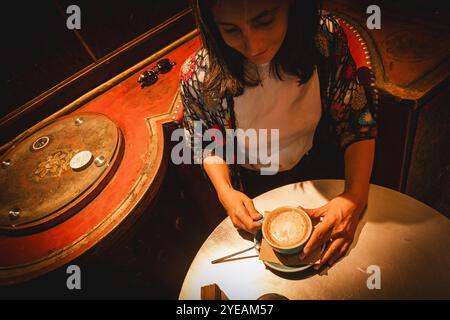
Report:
218,187,262,234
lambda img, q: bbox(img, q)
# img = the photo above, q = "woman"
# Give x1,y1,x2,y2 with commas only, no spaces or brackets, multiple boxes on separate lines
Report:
180,0,377,269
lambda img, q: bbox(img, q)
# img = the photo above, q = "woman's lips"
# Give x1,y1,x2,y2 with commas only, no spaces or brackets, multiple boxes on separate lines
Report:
250,49,268,58
249,49,271,64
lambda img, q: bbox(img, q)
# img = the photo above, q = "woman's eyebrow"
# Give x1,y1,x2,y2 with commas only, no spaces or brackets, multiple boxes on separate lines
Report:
249,6,280,22
216,6,280,26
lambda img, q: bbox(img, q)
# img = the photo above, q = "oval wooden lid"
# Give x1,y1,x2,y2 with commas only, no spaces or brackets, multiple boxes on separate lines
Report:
0,113,124,233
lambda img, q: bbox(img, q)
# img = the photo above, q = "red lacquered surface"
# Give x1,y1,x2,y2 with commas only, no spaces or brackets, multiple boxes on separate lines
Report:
0,36,202,285
337,18,372,69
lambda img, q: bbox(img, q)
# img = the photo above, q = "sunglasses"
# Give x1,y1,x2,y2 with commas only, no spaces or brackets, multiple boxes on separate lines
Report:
138,58,176,88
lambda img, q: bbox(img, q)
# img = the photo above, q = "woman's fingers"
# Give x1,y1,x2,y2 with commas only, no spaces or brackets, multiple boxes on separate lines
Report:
328,241,350,266
298,205,325,219
315,238,345,270
247,222,263,234
243,198,263,221
225,191,262,234
239,217,261,234
234,204,261,234
230,215,245,231
299,218,333,259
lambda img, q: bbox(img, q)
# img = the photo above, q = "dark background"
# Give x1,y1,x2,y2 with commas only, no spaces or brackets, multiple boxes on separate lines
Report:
2,0,190,119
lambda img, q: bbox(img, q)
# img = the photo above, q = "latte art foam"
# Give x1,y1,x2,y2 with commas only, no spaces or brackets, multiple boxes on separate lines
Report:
267,211,307,247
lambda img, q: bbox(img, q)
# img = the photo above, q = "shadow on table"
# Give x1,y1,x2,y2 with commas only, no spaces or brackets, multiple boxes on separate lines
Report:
267,265,323,281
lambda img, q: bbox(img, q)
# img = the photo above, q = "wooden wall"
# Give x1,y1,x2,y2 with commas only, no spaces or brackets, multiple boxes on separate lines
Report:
2,0,194,145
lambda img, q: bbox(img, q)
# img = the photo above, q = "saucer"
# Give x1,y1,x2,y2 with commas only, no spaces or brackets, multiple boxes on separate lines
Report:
254,230,324,273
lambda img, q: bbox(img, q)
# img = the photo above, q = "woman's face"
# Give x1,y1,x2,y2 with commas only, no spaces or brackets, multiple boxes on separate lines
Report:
211,0,290,65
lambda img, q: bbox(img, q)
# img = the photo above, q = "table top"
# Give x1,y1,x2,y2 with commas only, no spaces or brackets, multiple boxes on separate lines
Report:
179,180,450,300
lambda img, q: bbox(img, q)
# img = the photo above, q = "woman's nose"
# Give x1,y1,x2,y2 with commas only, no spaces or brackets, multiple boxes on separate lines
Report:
244,31,265,56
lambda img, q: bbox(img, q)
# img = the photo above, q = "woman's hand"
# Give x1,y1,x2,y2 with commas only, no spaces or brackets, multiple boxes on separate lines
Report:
202,156,261,233
299,192,367,269
218,187,262,234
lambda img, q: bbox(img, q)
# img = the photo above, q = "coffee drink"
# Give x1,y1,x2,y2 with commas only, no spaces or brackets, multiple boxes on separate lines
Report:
262,207,312,252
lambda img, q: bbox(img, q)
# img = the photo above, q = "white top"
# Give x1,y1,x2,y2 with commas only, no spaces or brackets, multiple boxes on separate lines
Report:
234,62,322,172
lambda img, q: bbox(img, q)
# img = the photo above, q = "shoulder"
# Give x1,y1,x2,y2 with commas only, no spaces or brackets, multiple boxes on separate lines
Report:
318,12,342,34
179,48,225,113
180,47,209,86
315,12,349,58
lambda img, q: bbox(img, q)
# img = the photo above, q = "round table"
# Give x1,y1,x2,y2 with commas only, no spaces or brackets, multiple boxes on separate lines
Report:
179,180,450,300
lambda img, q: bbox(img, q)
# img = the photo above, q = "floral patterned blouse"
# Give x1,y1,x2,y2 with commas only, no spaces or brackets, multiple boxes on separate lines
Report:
179,13,378,191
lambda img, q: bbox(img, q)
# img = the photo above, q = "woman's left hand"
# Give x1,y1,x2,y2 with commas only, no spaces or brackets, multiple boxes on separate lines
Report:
298,192,368,269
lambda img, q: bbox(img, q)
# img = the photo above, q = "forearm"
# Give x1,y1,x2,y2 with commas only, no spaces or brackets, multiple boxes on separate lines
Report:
343,139,375,203
203,155,234,198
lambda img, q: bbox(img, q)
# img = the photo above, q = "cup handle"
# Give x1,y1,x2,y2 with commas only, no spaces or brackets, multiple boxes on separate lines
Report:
259,210,273,224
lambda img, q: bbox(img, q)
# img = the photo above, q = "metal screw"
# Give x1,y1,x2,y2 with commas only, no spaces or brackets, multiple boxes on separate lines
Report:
94,155,106,167
2,159,11,169
75,117,84,126
9,208,20,220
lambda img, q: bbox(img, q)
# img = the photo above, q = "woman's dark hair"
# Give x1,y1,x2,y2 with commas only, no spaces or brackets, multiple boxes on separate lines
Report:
189,0,321,97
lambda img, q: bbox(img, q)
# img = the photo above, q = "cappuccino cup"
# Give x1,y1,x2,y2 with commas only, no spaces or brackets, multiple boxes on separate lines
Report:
261,206,312,255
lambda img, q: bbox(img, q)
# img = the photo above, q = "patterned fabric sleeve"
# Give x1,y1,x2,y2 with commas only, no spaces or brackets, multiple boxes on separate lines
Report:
179,49,231,164
179,49,244,190
325,17,378,150
179,49,211,165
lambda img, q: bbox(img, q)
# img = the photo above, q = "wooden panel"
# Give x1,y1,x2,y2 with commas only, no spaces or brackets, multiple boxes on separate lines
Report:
326,1,450,194
406,87,450,217
1,5,196,147
3,2,92,119
0,157,211,298
371,96,418,190
324,0,450,100
0,34,202,285
58,0,189,57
